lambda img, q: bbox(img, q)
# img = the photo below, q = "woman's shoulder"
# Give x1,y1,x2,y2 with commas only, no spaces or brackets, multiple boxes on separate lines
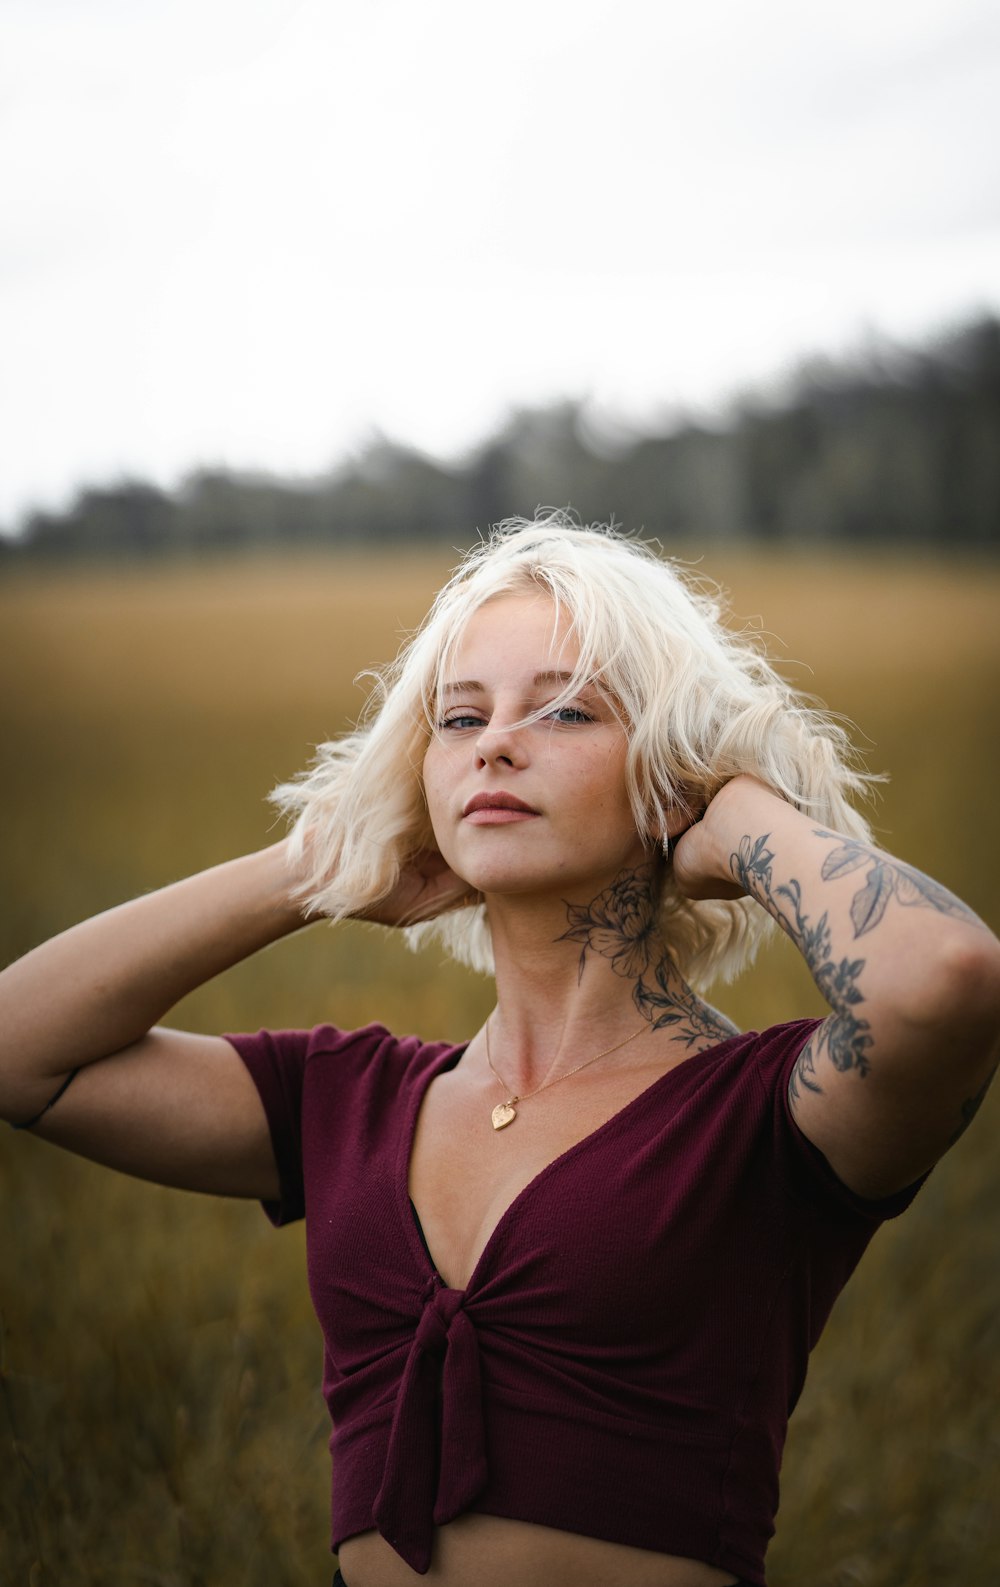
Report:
224,1020,464,1084
671,1016,823,1090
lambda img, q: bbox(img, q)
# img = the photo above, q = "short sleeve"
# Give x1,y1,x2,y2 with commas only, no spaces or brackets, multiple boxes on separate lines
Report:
223,1026,319,1226
763,1018,930,1224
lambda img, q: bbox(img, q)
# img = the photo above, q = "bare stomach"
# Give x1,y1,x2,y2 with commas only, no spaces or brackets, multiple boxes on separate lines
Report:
338,1515,742,1587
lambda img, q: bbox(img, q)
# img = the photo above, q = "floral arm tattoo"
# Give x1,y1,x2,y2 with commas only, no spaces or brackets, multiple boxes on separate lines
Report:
811,830,980,937
731,827,989,1110
557,864,738,1049
949,1063,998,1144
731,834,873,1099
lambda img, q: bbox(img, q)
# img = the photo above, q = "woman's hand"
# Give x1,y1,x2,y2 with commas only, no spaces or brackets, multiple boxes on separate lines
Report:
354,848,479,927
671,775,784,900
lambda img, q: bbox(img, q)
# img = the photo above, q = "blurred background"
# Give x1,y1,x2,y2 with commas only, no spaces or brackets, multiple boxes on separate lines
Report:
1,1,998,1584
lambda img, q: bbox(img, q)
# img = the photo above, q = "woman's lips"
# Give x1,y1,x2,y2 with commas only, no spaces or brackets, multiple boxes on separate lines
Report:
464,806,539,825
462,792,540,824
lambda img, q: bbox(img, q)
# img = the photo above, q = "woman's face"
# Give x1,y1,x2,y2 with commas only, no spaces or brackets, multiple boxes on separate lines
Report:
422,592,650,901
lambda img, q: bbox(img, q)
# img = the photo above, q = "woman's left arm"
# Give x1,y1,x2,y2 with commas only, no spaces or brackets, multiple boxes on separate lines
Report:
674,776,1000,1197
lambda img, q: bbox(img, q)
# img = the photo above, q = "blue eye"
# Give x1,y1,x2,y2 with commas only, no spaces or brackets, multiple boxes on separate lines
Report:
439,713,484,730
546,705,593,724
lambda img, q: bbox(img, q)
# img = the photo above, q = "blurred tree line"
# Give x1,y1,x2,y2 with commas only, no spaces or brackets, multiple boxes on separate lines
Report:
4,316,998,560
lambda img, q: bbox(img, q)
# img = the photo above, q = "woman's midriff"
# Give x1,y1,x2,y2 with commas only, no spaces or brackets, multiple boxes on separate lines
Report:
338,1515,743,1587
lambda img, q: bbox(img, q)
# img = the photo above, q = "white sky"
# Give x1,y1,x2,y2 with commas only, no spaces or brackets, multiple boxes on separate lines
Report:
2,0,999,531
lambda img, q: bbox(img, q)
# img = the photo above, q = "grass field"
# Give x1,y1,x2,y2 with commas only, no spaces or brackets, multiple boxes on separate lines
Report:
1,547,998,1586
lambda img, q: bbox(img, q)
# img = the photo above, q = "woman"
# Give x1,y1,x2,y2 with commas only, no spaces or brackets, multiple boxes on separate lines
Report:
2,517,998,1587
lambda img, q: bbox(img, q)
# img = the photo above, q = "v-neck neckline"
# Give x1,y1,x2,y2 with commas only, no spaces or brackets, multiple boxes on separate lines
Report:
401,1027,748,1294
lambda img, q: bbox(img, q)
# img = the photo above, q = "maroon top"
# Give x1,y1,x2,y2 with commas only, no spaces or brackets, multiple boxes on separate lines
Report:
224,1019,925,1582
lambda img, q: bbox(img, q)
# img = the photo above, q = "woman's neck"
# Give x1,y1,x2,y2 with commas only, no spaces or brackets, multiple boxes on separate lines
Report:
483,862,737,1085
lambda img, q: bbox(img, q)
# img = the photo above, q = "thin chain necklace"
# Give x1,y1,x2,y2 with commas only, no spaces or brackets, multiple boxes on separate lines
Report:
484,1015,649,1130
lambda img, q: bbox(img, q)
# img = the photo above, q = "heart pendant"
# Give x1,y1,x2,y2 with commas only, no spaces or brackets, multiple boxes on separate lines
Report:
491,1101,517,1130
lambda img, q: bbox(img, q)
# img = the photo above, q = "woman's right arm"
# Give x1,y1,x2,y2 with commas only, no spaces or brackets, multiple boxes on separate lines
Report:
0,842,308,1200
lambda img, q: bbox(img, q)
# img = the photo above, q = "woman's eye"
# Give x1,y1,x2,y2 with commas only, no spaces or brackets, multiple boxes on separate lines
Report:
546,705,593,725
437,703,593,730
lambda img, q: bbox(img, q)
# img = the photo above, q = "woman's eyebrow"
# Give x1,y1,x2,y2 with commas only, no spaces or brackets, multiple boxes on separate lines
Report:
439,679,485,698
439,670,588,698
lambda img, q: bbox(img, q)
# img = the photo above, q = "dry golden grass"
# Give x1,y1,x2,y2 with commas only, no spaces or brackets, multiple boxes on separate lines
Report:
1,547,998,1586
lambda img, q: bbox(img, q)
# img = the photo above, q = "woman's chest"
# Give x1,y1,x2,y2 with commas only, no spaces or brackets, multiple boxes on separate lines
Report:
407,1061,692,1292
300,1045,790,1357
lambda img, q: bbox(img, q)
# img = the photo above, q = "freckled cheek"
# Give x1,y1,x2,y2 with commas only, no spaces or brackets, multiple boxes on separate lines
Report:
575,749,631,814
581,768,643,850
421,751,477,869
420,752,448,841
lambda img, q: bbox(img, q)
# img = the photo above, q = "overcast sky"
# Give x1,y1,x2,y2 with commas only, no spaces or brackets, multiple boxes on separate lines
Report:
2,0,999,531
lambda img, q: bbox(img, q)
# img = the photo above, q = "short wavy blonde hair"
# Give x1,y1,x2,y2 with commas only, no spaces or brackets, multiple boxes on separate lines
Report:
271,512,874,988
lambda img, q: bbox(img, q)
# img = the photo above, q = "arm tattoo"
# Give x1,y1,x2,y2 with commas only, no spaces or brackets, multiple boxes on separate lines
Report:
558,865,738,1049
731,834,873,1088
812,830,980,939
787,1033,822,1106
948,1064,997,1146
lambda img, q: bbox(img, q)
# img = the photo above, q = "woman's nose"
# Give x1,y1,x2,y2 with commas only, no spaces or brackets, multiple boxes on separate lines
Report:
474,718,527,769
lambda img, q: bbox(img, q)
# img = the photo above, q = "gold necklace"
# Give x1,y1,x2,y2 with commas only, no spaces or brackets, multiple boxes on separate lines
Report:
484,1015,649,1130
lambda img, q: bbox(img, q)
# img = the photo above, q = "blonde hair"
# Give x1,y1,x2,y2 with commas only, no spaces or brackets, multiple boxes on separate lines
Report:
271,512,874,988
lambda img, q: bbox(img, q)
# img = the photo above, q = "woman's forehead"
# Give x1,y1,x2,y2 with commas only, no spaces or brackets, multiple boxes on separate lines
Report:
443,591,579,673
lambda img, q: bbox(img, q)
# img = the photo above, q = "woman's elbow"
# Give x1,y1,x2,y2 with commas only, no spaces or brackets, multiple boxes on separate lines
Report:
899,927,1000,1059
